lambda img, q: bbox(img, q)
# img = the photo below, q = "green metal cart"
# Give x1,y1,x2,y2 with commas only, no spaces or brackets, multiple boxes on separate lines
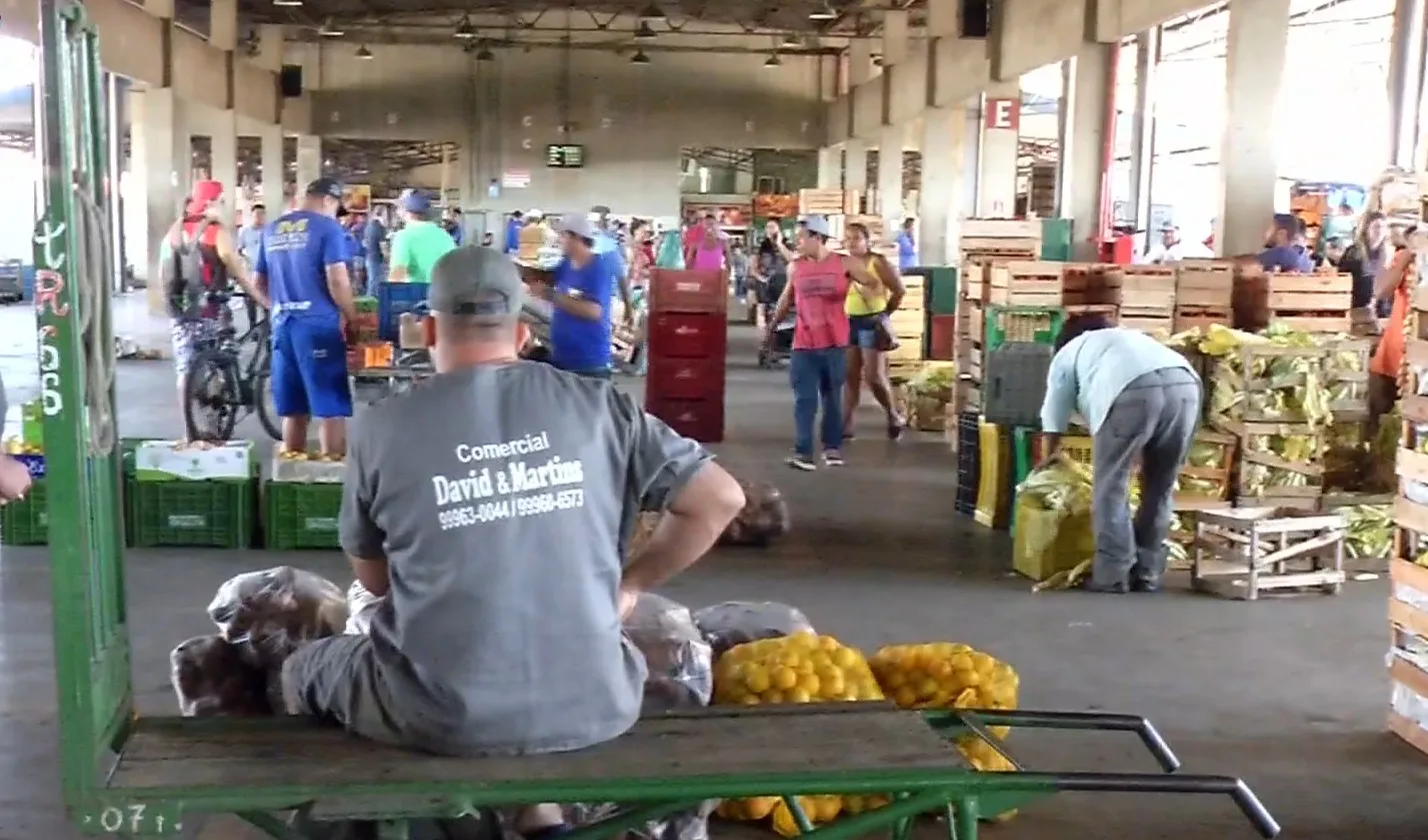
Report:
33,3,1281,839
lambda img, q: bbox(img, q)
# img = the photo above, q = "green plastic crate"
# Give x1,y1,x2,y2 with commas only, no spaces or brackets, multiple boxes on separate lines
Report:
1040,218,1073,261
265,481,343,550
129,479,254,549
0,480,48,545
984,305,1067,351
923,266,959,315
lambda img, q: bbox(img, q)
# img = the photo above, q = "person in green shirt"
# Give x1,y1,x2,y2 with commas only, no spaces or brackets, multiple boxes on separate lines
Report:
389,189,456,283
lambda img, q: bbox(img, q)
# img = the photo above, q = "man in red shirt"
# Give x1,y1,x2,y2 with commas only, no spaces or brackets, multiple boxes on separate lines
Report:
163,180,267,414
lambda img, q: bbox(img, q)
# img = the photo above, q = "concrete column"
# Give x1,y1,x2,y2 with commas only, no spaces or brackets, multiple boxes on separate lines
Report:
255,24,284,72
975,80,1020,218
817,146,842,189
849,40,876,87
925,0,958,37
1216,0,1290,256
918,106,966,264
1388,0,1427,168
843,140,869,196
208,111,238,225
962,101,982,219
877,123,905,225
129,87,181,309
295,134,322,194
882,10,910,67
819,56,840,101
1127,29,1160,254
209,0,237,51
259,124,284,212
1059,43,1115,260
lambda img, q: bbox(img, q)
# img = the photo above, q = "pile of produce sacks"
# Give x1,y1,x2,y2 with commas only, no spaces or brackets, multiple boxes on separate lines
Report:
172,566,348,716
898,363,956,432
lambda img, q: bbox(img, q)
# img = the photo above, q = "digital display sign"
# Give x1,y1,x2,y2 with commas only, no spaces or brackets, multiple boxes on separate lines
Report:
545,144,585,168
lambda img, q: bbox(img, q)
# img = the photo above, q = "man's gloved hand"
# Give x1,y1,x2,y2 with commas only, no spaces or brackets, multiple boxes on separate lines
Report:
0,456,32,504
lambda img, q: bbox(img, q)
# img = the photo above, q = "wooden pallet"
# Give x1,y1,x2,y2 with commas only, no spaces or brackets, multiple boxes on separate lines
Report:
1191,506,1346,600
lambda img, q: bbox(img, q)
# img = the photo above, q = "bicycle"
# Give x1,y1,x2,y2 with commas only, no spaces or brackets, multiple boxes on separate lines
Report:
182,289,281,443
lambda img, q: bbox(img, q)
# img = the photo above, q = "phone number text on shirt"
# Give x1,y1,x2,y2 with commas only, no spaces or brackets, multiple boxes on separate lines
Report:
437,489,585,530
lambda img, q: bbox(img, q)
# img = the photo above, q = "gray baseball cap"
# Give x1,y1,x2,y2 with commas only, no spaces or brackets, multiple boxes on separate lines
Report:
801,214,832,238
553,213,598,241
428,245,524,324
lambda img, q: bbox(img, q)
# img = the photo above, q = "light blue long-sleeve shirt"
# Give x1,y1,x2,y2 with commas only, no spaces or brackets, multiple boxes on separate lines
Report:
1040,328,1198,434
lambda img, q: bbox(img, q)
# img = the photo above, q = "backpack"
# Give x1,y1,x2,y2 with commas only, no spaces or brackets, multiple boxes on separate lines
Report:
163,219,217,321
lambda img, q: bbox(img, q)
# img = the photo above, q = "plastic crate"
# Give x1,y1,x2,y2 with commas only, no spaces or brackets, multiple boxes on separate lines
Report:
955,412,981,516
265,481,343,550
975,421,1013,529
376,281,429,342
982,342,1054,427
0,479,47,545
983,305,1065,351
924,266,959,316
129,479,254,548
1039,218,1073,261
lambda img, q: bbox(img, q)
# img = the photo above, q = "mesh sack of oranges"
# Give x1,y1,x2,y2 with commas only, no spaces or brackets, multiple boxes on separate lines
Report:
712,633,888,833
869,643,1020,772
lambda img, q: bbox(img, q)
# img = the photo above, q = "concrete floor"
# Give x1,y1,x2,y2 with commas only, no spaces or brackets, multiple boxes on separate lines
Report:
2,296,1428,839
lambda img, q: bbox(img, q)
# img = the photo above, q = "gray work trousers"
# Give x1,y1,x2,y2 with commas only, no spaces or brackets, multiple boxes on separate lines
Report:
1091,367,1201,588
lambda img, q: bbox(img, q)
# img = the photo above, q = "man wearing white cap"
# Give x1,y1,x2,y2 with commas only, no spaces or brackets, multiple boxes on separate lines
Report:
545,214,624,378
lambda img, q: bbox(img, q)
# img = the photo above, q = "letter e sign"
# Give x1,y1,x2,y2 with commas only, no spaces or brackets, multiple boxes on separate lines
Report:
984,98,1020,132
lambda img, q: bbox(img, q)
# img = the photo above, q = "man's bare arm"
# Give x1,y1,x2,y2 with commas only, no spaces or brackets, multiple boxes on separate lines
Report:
622,461,743,596
349,556,391,597
326,263,359,323
213,227,270,308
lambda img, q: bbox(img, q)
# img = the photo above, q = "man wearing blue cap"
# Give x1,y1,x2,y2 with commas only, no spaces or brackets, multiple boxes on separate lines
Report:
547,214,623,378
389,188,457,284
252,178,358,457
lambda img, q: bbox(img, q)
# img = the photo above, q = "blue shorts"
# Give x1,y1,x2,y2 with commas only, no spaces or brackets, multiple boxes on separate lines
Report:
271,316,353,419
848,313,885,349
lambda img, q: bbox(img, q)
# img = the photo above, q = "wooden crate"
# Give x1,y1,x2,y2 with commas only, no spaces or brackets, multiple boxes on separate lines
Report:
953,376,981,416
1121,316,1174,335
1173,307,1229,333
1176,260,1235,309
1062,263,1123,306
987,261,1066,306
1190,506,1346,600
1226,420,1325,507
1233,344,1329,424
1268,273,1353,333
1322,338,1372,421
1119,266,1177,319
962,218,1043,239
1177,428,1237,506
797,188,847,215
960,241,1041,258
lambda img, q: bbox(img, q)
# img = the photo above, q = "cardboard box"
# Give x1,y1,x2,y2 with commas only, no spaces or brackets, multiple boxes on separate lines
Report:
134,440,254,482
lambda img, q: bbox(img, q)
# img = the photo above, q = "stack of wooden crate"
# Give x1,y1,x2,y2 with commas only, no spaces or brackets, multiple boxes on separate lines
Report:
888,272,927,381
797,189,861,216
954,263,987,415
959,218,1042,261
1390,283,1428,754
1174,260,1234,332
1118,265,1177,334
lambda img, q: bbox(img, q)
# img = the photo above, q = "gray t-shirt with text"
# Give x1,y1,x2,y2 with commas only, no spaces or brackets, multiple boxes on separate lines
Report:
339,360,711,755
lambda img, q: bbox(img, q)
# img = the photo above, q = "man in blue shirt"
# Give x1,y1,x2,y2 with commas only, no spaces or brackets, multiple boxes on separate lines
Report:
548,214,620,378
1258,213,1314,273
896,218,918,271
591,205,635,326
239,204,267,268
1037,314,1201,594
442,207,465,245
363,206,389,288
504,211,524,255
253,178,359,457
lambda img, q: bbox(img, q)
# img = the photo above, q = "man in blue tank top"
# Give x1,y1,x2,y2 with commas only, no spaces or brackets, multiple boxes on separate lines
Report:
253,178,359,457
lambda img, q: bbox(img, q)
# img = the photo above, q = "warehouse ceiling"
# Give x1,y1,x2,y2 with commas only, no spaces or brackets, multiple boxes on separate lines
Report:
176,0,920,51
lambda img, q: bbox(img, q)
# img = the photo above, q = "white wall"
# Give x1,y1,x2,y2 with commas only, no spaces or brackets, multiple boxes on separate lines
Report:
291,43,824,217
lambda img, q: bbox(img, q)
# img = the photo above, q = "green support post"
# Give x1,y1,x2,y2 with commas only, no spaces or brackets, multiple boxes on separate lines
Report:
33,0,133,830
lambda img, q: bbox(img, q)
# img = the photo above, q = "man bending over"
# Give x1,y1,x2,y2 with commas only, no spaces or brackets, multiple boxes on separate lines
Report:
281,246,745,833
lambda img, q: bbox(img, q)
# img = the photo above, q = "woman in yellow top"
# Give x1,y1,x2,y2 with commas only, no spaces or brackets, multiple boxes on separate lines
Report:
842,222,907,439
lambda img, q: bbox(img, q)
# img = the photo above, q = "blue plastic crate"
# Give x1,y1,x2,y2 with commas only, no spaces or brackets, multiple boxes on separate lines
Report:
376,281,429,341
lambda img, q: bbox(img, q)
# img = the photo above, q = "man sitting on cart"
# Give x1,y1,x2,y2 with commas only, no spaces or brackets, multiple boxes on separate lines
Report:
544,214,624,379
280,245,745,835
252,178,359,457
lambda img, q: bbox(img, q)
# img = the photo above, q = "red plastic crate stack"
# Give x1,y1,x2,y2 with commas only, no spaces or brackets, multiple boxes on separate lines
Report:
645,268,728,443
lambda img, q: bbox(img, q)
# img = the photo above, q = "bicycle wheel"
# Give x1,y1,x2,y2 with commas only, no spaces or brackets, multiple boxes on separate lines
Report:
184,349,242,442
253,371,282,443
